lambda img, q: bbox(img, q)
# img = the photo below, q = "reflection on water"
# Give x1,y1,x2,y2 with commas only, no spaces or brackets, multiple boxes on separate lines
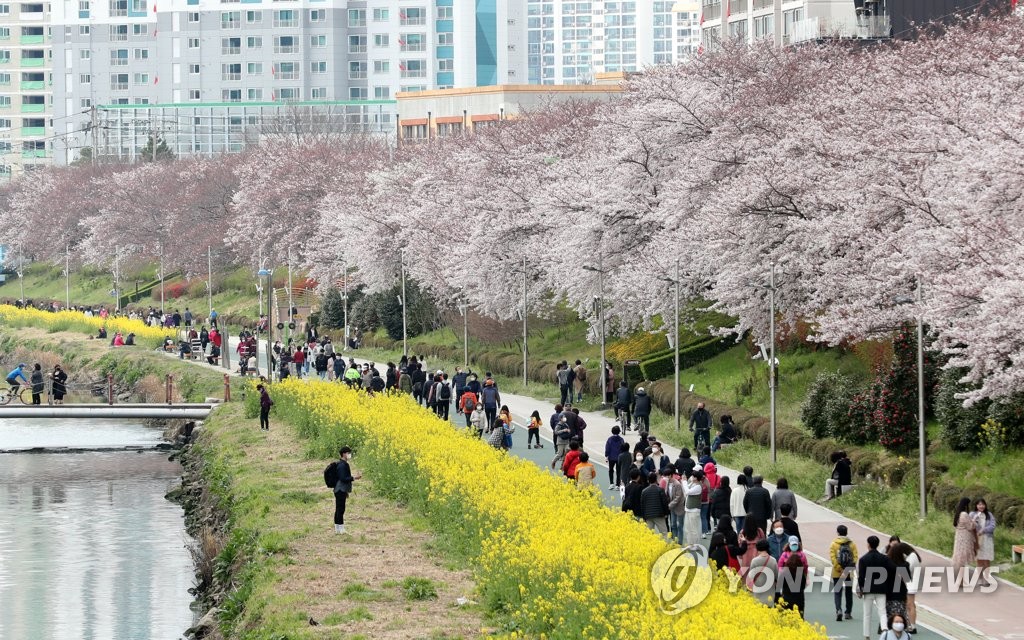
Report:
0,417,168,451
0,420,195,640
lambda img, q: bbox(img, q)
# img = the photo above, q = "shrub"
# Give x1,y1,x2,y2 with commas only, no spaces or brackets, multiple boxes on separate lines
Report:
935,367,988,451
873,325,919,452
985,393,1024,448
639,335,733,381
803,372,838,438
320,287,345,330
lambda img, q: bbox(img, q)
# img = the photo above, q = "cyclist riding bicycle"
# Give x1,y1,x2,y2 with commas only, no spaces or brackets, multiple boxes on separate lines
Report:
6,363,28,394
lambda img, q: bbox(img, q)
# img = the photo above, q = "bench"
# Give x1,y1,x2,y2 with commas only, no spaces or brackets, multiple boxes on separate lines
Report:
1013,545,1024,563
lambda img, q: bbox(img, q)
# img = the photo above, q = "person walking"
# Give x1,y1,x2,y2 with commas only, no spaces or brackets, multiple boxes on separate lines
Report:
556,362,571,406
895,542,922,634
332,446,361,534
640,472,670,534
778,550,808,619
257,384,273,431
525,409,543,449
951,497,978,573
972,498,996,586
731,474,748,533
710,475,732,530
29,363,44,405
738,517,765,572
744,476,773,535
682,470,704,548
885,541,910,626
666,468,686,545
549,414,572,470
767,519,788,561
621,469,644,520
746,540,779,606
830,524,858,622
51,364,68,405
614,381,633,431
481,379,500,428
772,477,798,521
573,359,587,402
574,452,597,489
633,386,652,433
689,402,712,451
857,535,894,640
604,425,624,487
615,441,632,491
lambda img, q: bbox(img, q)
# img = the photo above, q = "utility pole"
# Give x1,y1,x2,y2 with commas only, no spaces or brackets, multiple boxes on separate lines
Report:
114,245,120,312
342,262,349,351
18,244,24,304
159,243,165,313
90,105,98,165
522,255,528,386
674,257,681,431
207,246,213,316
598,252,607,408
286,247,293,345
65,243,70,309
400,249,407,357
462,301,468,368
769,262,777,463
151,129,157,162
916,276,927,519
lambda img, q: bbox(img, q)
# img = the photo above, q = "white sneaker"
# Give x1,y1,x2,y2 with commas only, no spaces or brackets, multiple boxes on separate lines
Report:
335,524,347,535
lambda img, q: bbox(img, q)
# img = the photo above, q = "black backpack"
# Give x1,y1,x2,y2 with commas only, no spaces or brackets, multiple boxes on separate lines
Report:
837,542,855,568
323,461,339,488
438,382,451,401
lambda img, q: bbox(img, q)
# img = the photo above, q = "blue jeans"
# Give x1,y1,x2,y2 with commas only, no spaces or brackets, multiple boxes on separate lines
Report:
733,515,745,534
700,503,711,534
669,512,684,545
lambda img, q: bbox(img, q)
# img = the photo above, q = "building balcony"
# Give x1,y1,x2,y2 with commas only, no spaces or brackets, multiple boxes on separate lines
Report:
20,59,45,68
20,104,44,113
20,81,44,90
790,15,891,44
20,35,44,44
21,126,45,136
21,149,47,158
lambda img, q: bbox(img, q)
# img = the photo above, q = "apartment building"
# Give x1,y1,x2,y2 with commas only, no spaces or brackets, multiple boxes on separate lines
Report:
0,0,52,179
42,0,527,164
526,0,700,85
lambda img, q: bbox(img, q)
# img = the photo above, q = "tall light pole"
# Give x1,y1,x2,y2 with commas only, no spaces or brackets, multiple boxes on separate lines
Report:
286,247,294,345
207,246,213,317
342,262,349,351
158,243,165,313
114,245,121,312
583,253,608,407
64,243,70,309
896,278,928,520
659,258,683,430
769,263,777,464
522,255,528,386
458,301,469,367
400,249,408,356
17,244,24,304
258,267,272,378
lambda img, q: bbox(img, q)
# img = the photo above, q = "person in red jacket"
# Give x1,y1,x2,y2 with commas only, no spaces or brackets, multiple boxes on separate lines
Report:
561,439,582,479
291,345,305,379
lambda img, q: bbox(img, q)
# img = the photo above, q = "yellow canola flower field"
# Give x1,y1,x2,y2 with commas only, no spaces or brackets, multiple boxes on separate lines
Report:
0,304,175,348
270,379,824,640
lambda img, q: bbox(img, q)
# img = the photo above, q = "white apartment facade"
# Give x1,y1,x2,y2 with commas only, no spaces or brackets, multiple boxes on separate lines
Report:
38,0,527,164
698,0,887,50
526,0,700,85
0,0,52,179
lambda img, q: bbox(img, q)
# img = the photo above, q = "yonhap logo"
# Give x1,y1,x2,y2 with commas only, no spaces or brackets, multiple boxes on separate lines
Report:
649,545,714,614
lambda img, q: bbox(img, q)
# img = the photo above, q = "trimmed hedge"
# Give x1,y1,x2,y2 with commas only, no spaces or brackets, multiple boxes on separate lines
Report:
639,335,734,381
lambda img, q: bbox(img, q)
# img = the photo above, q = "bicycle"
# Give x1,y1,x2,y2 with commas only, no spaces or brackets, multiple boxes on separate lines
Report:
0,385,31,405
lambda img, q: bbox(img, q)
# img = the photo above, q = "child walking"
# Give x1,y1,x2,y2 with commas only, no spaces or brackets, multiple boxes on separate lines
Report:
527,410,544,449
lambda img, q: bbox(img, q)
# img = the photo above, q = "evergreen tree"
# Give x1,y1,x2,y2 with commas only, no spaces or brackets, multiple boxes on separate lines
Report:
320,287,345,329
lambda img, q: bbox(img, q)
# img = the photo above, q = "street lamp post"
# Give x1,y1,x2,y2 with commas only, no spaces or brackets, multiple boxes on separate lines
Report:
207,246,213,317
896,278,928,520
286,248,294,345
458,301,469,368
258,267,272,378
522,255,528,386
158,244,165,314
673,258,681,431
342,262,349,351
400,249,407,356
64,243,70,309
113,245,121,313
769,263,777,464
18,244,24,304
583,253,608,407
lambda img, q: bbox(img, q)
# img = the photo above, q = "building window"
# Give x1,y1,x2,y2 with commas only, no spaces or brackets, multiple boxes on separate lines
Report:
348,8,365,26
311,61,327,74
130,0,145,13
349,61,366,78
109,0,127,16
189,63,199,74
438,32,453,45
0,73,9,84
246,10,261,23
133,97,149,105
0,118,10,129
133,48,148,59
437,6,452,19
278,62,298,79
79,73,91,83
187,12,200,23
311,87,327,99
110,73,128,90
189,89,200,101
80,26,90,35
349,87,368,100
0,96,9,107
247,88,262,100
247,36,262,48
274,35,296,53
278,87,299,101
222,63,241,80
80,98,91,108
110,25,128,41
247,62,262,74
310,8,325,22
400,7,426,26
373,60,389,74
222,11,240,28
374,86,390,99
132,24,148,36
0,5,8,15
222,37,241,54
110,49,128,65
373,7,388,21
400,33,426,52
310,35,326,48
222,89,241,102
274,10,297,27
374,34,389,47
348,35,367,53
80,49,91,59
438,59,453,71
133,72,148,84
400,59,426,78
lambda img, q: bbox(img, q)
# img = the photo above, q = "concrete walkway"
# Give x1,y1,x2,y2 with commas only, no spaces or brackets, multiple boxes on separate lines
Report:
216,340,1021,640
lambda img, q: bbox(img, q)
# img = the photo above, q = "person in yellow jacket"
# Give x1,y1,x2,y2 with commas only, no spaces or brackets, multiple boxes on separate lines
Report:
829,524,859,622
575,452,597,488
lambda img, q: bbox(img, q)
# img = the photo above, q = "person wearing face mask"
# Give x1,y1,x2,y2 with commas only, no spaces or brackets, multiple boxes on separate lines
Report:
767,519,789,561
879,614,910,640
641,441,670,476
331,446,361,535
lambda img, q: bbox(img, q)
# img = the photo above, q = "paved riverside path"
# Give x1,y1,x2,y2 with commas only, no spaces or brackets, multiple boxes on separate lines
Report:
224,341,1021,639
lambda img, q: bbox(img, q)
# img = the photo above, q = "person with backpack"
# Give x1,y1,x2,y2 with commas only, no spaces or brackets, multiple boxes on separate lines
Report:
549,414,572,470
434,374,452,420
314,349,329,380
257,384,273,431
527,410,543,449
325,446,360,534
424,374,439,413
570,407,587,444
411,366,426,403
481,379,500,427
573,359,587,402
830,524,859,622
556,362,571,406
633,387,652,433
614,381,633,431
459,388,478,428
